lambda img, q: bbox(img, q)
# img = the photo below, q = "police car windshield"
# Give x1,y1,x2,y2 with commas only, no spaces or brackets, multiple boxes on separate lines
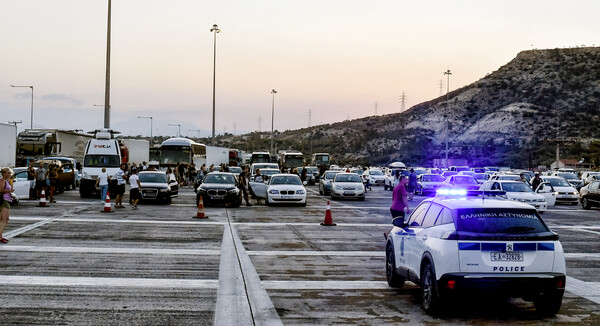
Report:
456,208,547,234
502,182,534,193
422,175,445,182
546,178,570,187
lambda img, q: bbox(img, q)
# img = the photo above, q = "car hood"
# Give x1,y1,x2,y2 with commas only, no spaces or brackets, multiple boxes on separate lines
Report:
332,182,363,188
506,192,544,201
268,184,305,191
369,175,385,179
139,182,168,189
200,183,237,190
553,186,577,192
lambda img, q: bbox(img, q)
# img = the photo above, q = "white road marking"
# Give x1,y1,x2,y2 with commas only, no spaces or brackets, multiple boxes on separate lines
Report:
565,253,600,259
566,276,600,304
248,250,384,257
0,245,220,256
547,225,600,230
0,275,218,288
262,280,391,290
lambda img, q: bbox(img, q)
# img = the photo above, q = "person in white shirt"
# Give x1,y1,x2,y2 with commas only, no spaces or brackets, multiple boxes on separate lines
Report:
95,168,110,203
128,169,141,210
114,163,128,208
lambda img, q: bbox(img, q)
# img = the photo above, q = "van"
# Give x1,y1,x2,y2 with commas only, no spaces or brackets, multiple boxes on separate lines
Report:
79,130,122,198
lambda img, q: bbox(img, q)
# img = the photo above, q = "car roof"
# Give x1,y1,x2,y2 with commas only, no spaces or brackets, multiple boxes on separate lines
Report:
139,171,166,174
425,196,535,211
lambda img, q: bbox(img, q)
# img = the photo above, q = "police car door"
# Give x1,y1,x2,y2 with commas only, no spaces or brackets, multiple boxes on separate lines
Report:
536,182,557,206
403,203,431,276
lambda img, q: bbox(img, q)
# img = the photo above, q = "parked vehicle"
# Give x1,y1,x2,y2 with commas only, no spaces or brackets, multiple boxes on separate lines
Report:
79,130,122,198
551,172,584,190
416,174,446,195
265,174,306,206
581,171,600,185
541,176,579,205
0,123,17,168
196,172,241,207
579,180,600,210
119,139,149,166
319,170,341,195
16,128,91,167
330,173,365,201
138,171,178,204
480,180,548,213
442,175,480,191
362,169,385,186
36,159,75,192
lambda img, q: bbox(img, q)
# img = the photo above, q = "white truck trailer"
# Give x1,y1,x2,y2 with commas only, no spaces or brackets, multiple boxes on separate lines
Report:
0,123,17,167
206,146,230,167
16,129,93,166
119,139,149,165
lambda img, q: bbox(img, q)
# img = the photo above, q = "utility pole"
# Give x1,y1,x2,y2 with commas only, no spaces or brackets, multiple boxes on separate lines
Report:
438,79,444,97
375,102,378,115
104,0,112,129
444,69,452,169
308,109,312,128
398,92,407,112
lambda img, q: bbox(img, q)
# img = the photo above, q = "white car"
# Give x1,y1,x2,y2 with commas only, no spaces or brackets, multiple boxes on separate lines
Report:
551,172,584,190
265,174,306,206
330,173,365,200
416,174,446,195
250,163,279,177
11,169,33,202
480,180,549,212
363,169,385,186
541,176,579,205
472,173,490,184
581,171,600,185
385,192,566,316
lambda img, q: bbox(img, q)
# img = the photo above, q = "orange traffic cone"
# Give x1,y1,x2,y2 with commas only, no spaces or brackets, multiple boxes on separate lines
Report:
102,191,113,213
194,196,208,219
321,200,336,226
38,189,48,207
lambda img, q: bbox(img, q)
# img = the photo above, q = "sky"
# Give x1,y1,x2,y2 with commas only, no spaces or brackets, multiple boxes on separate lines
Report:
1,0,599,138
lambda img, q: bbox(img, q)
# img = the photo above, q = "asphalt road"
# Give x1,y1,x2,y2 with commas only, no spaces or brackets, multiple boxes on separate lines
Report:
0,184,599,325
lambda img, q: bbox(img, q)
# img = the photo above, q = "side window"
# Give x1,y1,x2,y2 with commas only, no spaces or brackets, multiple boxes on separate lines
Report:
421,204,443,228
435,208,454,225
407,203,430,227
591,182,600,190
15,171,28,181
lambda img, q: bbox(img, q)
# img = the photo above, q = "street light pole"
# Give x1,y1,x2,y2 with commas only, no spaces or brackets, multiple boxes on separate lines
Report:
103,0,112,129
138,116,153,147
270,89,277,154
444,69,452,169
168,124,181,137
10,85,34,129
210,24,220,145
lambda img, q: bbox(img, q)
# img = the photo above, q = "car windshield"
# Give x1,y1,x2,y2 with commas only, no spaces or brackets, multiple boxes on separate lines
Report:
335,174,362,183
558,173,577,180
261,169,280,177
369,170,383,175
270,176,301,185
455,208,548,234
502,182,534,193
138,173,167,183
473,173,488,180
422,175,445,182
254,163,278,170
453,176,478,184
325,172,339,180
351,170,364,175
204,174,236,184
84,155,121,168
500,175,520,180
546,178,571,187
229,167,242,174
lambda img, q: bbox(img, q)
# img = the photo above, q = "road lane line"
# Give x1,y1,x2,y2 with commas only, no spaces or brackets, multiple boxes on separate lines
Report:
0,245,221,256
566,276,600,304
565,253,600,259
262,280,390,290
247,250,384,257
0,275,217,288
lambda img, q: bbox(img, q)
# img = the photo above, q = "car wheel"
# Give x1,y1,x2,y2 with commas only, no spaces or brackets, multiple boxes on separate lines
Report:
582,197,592,210
534,291,563,317
164,197,172,205
421,261,441,314
386,244,405,288
359,196,365,201
319,186,323,195
384,184,388,191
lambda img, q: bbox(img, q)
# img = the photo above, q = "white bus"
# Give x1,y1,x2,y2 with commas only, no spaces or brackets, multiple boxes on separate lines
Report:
159,138,206,167
251,151,271,164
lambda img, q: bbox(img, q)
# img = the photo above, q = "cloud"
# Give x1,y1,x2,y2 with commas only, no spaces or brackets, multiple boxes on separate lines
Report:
41,93,84,106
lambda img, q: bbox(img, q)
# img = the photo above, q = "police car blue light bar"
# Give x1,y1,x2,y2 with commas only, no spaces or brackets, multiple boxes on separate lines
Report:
436,188,468,196
436,189,506,197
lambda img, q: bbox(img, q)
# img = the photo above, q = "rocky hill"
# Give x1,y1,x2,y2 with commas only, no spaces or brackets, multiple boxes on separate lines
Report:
218,47,600,168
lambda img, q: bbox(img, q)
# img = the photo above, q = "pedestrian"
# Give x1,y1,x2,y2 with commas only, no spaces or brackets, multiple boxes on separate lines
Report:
238,166,252,206
95,167,110,203
48,162,58,203
517,173,527,183
390,175,410,220
531,172,543,191
114,163,127,208
300,167,308,183
166,167,176,183
365,176,372,191
0,168,15,243
128,168,141,210
27,161,36,199
141,161,147,171
408,168,418,201
34,161,47,200
188,163,197,188
177,163,186,186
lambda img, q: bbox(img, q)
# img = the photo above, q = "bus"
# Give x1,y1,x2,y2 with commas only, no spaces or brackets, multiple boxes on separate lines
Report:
159,137,206,167
251,151,271,164
281,151,304,170
312,153,330,168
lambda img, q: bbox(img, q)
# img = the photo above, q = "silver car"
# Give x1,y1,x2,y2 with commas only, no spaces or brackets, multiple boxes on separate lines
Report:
330,173,366,200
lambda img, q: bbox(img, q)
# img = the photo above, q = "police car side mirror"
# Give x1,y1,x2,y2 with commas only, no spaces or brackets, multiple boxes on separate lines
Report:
392,217,405,228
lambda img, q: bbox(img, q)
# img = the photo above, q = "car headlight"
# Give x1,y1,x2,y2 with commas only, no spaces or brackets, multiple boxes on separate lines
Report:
160,188,170,193
82,171,89,179
228,188,239,194
333,185,342,190
358,185,365,192
296,190,305,194
571,192,578,195
269,190,279,194
198,188,207,194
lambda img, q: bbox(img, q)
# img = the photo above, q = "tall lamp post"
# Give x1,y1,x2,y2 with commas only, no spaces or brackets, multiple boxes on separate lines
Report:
270,89,277,154
210,24,221,145
138,116,153,146
10,85,34,129
104,0,112,129
443,69,452,169
169,124,181,137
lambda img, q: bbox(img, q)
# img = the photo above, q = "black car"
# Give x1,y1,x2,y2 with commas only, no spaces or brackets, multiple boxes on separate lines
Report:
138,171,178,204
196,172,242,207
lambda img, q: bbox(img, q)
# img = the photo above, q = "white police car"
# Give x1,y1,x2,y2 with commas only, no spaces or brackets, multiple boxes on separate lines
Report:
385,189,566,316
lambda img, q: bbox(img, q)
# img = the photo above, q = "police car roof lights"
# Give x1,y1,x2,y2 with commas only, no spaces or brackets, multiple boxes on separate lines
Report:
436,188,506,197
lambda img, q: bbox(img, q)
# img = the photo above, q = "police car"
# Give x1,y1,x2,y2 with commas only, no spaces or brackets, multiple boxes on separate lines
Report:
385,189,566,316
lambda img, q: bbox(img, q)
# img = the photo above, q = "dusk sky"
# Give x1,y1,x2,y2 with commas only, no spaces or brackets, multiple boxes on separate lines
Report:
1,1,598,137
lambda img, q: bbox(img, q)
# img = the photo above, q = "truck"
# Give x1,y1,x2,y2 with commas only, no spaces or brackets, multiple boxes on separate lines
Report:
281,151,305,171
119,139,149,165
16,129,93,167
206,146,230,167
79,129,123,198
0,123,17,167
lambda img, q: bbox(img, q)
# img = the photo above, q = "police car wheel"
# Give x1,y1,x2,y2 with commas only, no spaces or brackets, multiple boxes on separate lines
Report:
534,292,563,316
421,262,440,314
385,244,405,288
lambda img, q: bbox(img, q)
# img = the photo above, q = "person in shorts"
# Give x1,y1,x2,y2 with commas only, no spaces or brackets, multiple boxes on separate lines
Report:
114,163,127,208
34,162,47,199
128,169,141,210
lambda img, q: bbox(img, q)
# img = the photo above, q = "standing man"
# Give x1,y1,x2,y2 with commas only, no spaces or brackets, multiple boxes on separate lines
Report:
128,168,141,210
238,166,252,207
390,176,410,219
34,162,47,200
27,162,36,200
407,168,418,201
114,163,127,208
531,172,543,191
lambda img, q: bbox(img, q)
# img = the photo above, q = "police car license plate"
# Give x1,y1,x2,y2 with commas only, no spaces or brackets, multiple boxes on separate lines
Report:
490,252,523,261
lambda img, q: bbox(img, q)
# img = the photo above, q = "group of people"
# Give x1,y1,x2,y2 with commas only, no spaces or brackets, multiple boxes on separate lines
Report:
95,163,142,210
27,161,61,203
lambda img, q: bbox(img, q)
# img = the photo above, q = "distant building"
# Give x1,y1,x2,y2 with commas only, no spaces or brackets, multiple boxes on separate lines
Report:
550,159,594,171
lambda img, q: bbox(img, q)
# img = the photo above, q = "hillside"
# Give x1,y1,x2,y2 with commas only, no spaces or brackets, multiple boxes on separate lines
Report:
216,47,600,168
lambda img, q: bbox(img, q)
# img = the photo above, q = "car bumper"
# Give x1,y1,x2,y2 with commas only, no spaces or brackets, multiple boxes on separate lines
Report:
331,189,365,199
199,193,240,206
556,194,579,203
141,188,174,201
268,195,306,203
437,273,566,298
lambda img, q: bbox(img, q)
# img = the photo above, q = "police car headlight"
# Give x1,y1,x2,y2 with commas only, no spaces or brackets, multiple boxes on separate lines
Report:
296,190,305,194
269,190,280,194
